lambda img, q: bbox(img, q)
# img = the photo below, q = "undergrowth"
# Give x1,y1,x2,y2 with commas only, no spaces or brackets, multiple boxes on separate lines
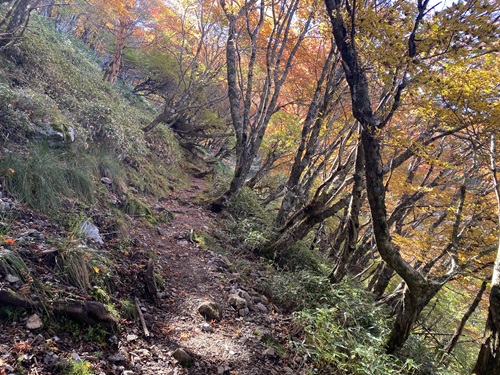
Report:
0,144,96,213
223,187,276,252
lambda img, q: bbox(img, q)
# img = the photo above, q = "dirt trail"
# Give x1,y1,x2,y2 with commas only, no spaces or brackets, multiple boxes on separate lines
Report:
0,176,299,375
123,177,297,375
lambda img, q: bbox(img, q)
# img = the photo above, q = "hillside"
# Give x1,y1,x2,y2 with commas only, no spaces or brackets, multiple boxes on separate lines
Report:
0,12,301,375
1,2,500,375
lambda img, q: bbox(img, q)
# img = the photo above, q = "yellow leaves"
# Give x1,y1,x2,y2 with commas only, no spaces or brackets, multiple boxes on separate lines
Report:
93,266,100,273
392,232,432,261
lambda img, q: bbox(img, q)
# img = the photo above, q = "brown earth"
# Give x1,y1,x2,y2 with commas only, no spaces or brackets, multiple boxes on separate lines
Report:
0,176,304,375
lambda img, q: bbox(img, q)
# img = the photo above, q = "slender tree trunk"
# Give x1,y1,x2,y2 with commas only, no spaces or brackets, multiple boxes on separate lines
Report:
440,279,487,364
105,19,128,85
473,134,500,374
216,0,312,207
276,46,339,226
372,262,395,298
0,0,40,47
264,196,350,260
330,140,364,283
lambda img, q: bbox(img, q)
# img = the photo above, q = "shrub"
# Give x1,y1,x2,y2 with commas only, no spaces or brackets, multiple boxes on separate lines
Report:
295,280,420,375
224,187,276,251
269,270,334,311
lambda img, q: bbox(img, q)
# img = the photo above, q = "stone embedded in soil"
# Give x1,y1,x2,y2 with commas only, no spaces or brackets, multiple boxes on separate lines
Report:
126,334,139,342
238,307,250,317
217,365,231,374
255,302,268,313
25,314,43,330
198,301,222,321
228,294,248,310
172,348,194,368
199,323,214,333
6,274,20,283
254,295,269,305
231,289,252,305
108,353,126,362
263,348,276,358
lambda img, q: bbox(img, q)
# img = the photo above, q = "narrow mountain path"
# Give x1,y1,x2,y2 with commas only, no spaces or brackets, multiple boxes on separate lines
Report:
122,176,298,375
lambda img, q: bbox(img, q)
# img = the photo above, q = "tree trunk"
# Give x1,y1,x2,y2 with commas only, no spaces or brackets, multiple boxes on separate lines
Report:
330,140,364,283
276,46,339,226
0,0,40,48
473,134,500,374
264,196,349,260
105,19,128,85
441,279,487,364
217,0,312,206
372,262,395,298
385,283,441,354
324,0,442,353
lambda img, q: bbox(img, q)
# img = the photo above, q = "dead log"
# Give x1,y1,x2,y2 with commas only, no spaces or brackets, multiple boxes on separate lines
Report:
0,288,117,329
135,297,150,337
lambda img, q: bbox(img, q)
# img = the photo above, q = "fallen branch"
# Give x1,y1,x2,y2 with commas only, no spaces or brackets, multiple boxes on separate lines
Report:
0,288,117,329
135,297,150,337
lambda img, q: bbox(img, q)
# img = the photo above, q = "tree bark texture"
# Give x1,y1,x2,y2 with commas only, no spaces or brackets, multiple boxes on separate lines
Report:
473,134,500,374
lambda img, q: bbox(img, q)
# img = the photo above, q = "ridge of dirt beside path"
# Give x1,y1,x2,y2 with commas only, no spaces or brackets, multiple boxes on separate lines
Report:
120,176,301,375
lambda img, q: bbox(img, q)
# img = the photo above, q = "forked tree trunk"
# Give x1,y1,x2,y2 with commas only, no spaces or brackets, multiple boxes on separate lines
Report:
385,283,441,354
216,0,313,206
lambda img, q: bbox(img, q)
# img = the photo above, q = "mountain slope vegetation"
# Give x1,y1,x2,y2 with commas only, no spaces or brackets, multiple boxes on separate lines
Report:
1,1,499,374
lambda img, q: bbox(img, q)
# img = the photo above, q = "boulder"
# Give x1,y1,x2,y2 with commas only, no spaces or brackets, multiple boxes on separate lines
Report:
198,301,222,322
228,295,247,310
26,314,43,330
173,348,194,368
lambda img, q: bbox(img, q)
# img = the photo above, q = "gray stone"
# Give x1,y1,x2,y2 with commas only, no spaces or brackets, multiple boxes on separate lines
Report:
77,220,103,244
238,307,249,317
258,295,269,305
172,348,193,368
108,354,126,362
263,348,276,358
228,295,247,309
71,353,81,361
30,121,75,144
126,334,138,342
199,323,214,333
6,274,20,283
198,301,222,321
26,314,43,330
255,302,268,313
232,289,252,305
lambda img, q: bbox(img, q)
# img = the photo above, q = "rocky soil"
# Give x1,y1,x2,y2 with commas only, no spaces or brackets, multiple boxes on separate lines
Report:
0,177,304,375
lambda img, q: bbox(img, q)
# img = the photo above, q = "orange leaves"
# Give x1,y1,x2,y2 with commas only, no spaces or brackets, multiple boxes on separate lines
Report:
13,341,31,353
